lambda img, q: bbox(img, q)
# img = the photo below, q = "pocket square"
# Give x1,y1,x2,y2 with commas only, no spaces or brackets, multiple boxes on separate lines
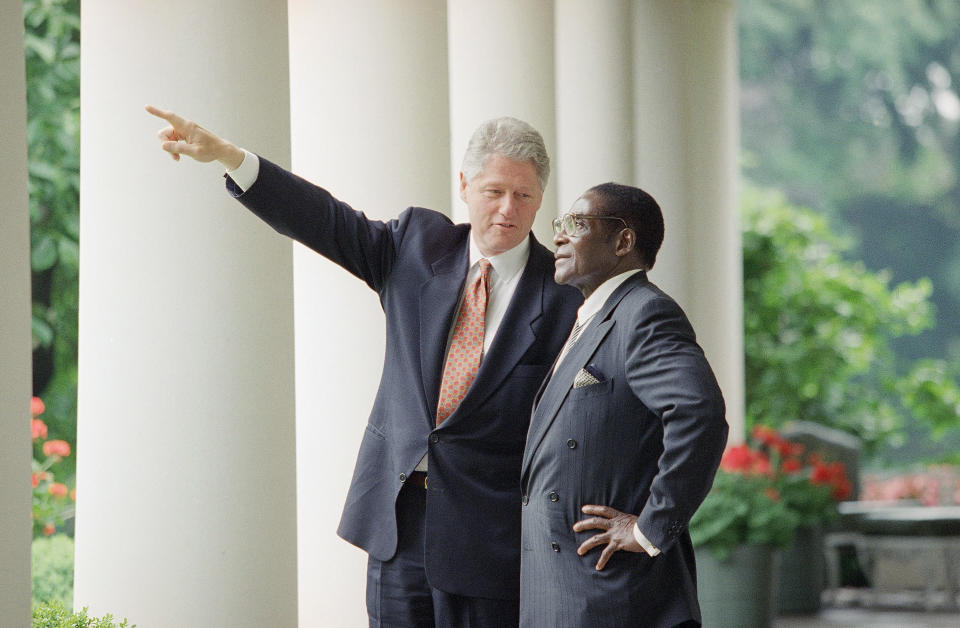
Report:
573,364,605,388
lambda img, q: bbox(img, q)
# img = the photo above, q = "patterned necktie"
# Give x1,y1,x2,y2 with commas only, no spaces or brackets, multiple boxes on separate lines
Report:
436,259,492,424
554,318,584,368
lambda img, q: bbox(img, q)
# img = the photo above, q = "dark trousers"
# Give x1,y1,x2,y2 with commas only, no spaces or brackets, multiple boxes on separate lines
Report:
366,483,519,628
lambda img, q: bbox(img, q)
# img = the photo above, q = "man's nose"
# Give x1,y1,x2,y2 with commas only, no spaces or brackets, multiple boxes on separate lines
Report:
553,230,568,247
498,194,518,217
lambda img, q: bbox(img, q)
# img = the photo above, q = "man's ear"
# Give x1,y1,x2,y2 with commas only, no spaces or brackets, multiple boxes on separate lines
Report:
615,228,636,257
459,172,468,203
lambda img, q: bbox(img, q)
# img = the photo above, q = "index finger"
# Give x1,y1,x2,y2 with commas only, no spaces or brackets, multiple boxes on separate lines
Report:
580,504,618,518
145,104,186,127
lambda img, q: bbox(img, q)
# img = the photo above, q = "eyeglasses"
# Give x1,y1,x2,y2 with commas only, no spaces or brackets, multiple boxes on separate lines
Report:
552,212,629,237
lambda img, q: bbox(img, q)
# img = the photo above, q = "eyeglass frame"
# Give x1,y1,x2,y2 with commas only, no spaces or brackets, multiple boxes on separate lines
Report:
552,212,630,237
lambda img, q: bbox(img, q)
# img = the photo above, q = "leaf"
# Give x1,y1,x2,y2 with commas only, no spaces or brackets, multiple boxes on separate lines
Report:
31,234,59,271
32,315,54,349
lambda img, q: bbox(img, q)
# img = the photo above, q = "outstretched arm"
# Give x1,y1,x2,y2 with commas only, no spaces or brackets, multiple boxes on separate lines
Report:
145,105,244,170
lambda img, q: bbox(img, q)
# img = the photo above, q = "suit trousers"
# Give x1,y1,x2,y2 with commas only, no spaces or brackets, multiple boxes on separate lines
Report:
366,483,520,628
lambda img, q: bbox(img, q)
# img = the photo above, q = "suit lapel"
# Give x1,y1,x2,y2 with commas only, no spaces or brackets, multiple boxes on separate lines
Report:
443,237,549,425
521,318,615,476
420,244,469,423
521,272,648,479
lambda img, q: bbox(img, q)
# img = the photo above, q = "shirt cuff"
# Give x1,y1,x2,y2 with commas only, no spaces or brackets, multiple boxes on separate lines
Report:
226,149,259,192
633,524,661,556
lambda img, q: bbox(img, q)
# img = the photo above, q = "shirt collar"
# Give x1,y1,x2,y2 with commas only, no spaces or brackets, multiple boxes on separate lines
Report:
577,269,644,323
468,232,531,284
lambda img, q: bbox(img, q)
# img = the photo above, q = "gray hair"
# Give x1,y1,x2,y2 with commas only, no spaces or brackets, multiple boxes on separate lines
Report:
460,117,550,190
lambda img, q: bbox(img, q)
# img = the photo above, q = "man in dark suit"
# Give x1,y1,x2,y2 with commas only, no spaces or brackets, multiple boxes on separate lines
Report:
146,106,581,627
519,183,728,627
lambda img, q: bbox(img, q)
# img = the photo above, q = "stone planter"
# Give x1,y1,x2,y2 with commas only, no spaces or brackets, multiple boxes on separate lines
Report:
775,524,825,614
696,544,778,628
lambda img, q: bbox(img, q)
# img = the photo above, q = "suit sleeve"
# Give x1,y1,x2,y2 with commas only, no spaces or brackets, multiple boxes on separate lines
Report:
225,156,405,292
627,296,729,553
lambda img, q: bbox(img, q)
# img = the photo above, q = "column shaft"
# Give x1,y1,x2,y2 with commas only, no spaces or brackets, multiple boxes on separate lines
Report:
447,0,558,242
0,0,32,622
632,0,744,440
286,2,450,625
75,2,297,625
555,0,633,207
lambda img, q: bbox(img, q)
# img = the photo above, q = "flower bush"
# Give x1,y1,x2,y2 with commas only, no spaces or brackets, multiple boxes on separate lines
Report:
691,425,852,559
861,465,960,505
31,397,76,537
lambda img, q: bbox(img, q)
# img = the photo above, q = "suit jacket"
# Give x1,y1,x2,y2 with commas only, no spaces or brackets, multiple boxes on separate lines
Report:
519,272,728,626
227,157,581,600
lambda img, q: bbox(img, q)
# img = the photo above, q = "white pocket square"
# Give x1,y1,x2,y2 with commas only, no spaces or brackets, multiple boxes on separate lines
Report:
573,365,603,388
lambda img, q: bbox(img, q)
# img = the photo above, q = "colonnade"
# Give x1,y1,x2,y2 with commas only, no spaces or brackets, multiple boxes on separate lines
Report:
1,1,741,624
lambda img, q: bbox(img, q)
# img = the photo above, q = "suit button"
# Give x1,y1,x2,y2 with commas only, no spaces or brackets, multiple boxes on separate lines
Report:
399,473,407,483
522,495,529,506
430,433,440,443
548,491,559,502
551,542,560,552
566,439,577,449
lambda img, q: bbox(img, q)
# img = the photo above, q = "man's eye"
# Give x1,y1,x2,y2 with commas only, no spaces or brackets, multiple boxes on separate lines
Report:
484,189,502,197
574,219,587,231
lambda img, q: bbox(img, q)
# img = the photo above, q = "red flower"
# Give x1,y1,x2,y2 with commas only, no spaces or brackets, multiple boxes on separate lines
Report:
31,396,45,417
720,444,754,472
751,425,780,447
832,479,853,501
781,458,803,474
42,523,55,536
48,482,68,498
31,418,48,440
42,439,71,458
765,487,781,502
32,473,43,489
751,451,772,475
776,440,805,458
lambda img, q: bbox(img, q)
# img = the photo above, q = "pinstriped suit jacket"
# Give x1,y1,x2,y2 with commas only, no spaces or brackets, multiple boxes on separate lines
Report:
520,272,727,626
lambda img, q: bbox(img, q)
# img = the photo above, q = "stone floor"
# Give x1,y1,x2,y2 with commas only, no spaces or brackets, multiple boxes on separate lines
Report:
774,608,960,627
773,591,960,627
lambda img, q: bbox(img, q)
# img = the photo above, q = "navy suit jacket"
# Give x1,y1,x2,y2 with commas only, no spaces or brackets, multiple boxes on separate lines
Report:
227,158,581,599
519,272,728,626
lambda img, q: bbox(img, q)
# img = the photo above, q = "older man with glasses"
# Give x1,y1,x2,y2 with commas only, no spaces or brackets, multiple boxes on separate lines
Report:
519,183,729,628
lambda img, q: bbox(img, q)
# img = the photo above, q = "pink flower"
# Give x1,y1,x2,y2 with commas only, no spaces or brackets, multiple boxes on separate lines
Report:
42,439,71,458
48,482,68,498
31,418,48,440
31,396,45,417
32,473,43,489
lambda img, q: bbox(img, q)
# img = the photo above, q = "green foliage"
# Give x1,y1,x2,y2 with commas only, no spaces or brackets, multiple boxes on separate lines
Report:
742,185,942,452
32,601,133,628
31,534,74,609
738,0,960,373
690,471,798,560
897,359,960,440
25,0,81,477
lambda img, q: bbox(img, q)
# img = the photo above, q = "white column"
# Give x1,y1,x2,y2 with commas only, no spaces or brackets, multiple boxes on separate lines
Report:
633,0,744,441
448,0,558,243
75,2,296,625
286,2,450,625
554,0,633,208
0,0,33,623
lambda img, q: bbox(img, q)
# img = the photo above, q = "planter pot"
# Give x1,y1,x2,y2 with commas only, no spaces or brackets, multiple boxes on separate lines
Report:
775,524,825,614
696,544,778,628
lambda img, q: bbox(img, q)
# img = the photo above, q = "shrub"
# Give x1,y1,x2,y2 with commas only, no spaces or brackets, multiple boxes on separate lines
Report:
32,534,74,609
32,601,133,628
